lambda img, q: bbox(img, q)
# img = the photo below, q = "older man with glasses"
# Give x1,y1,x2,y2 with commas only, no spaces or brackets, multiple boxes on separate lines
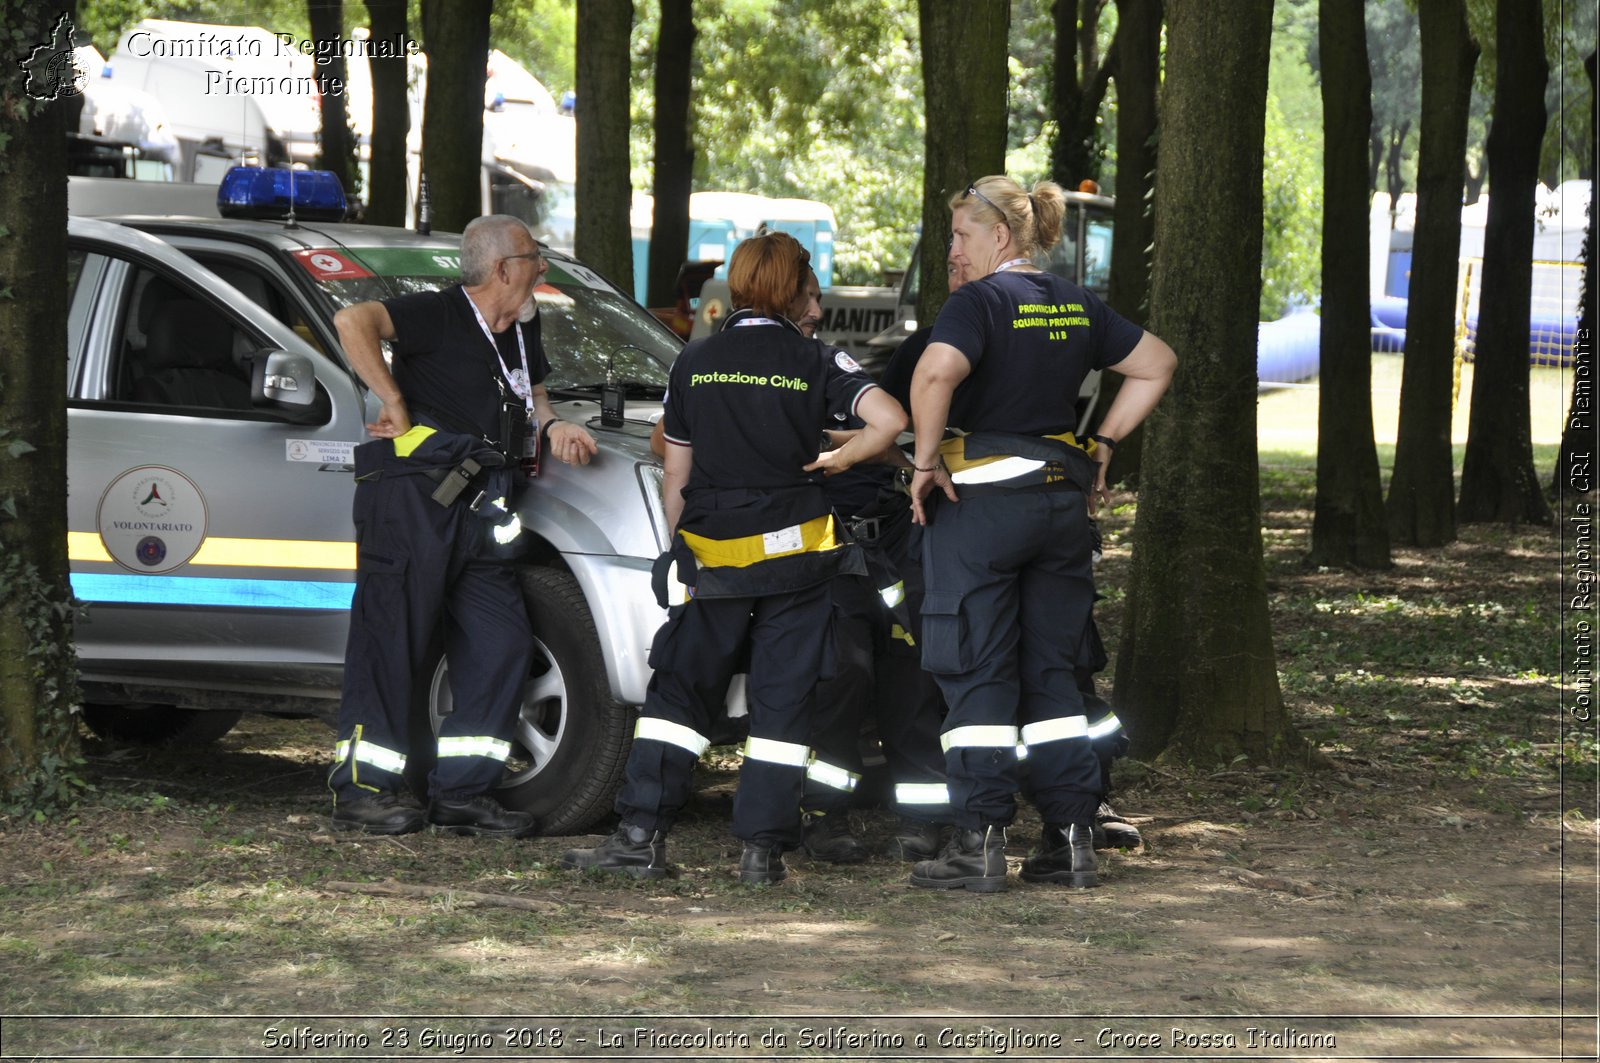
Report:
326,214,597,838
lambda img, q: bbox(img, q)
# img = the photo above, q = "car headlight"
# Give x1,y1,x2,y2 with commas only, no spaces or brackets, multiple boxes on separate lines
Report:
636,462,671,553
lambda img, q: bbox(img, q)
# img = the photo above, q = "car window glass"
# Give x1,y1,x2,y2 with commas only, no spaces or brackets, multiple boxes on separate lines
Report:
105,265,259,414
193,254,331,358
67,247,86,298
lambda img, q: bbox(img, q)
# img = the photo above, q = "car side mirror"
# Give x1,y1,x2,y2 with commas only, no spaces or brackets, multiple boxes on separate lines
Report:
250,349,316,407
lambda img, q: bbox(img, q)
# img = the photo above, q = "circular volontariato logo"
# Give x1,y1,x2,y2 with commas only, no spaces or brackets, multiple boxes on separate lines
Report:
96,466,208,574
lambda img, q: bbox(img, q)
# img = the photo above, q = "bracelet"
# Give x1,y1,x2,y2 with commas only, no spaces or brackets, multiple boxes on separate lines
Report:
541,418,562,443
912,459,943,472
1089,433,1118,451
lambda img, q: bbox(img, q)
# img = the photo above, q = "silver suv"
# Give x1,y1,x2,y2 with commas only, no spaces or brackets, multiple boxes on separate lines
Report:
63,208,677,832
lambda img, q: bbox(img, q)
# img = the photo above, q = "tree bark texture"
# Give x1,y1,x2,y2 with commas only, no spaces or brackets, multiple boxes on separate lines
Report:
1050,0,1114,187
363,0,410,227
420,0,491,234
1113,0,1303,765
646,0,695,309
308,0,358,200
917,0,1009,326
0,1,79,801
576,0,635,293
1099,0,1160,488
1458,0,1552,526
1309,0,1391,569
1553,52,1595,495
1386,0,1477,547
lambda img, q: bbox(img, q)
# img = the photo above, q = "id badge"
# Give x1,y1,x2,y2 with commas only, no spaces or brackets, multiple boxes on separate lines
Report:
521,415,540,478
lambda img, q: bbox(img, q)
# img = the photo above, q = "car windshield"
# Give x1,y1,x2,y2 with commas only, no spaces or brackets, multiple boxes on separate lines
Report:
293,245,677,388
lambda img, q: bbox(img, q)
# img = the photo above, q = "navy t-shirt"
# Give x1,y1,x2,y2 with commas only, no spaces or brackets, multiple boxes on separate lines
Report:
927,271,1142,436
382,286,551,443
662,315,878,534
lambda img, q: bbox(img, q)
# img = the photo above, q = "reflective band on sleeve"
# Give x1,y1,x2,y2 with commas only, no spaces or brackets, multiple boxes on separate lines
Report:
941,724,1020,752
1087,712,1124,739
743,735,810,767
1021,716,1089,746
805,757,860,792
336,736,406,774
437,736,513,761
634,717,711,756
880,580,906,608
895,782,951,806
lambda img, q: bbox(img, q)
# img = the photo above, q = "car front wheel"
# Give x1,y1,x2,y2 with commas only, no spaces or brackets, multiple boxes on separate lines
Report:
406,566,636,835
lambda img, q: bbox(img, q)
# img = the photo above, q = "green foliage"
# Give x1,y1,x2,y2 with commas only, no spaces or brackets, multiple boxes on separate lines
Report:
1260,13,1322,319
491,0,576,96
0,552,86,817
76,0,311,52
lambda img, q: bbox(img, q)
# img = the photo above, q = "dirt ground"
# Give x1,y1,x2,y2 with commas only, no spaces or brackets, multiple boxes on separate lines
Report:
1,485,1595,1061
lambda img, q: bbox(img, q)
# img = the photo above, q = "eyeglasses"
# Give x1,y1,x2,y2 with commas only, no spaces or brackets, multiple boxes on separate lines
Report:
501,251,544,264
963,183,1002,217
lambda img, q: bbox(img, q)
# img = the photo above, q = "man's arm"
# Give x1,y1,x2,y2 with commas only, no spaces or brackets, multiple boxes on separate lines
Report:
907,341,968,524
662,441,691,534
531,384,599,465
333,302,408,438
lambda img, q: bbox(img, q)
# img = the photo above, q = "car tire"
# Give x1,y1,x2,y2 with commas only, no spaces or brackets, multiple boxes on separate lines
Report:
80,703,244,746
405,566,636,835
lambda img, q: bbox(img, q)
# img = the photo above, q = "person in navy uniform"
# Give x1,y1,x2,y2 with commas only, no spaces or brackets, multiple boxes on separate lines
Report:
905,176,1175,892
562,230,906,884
327,215,598,837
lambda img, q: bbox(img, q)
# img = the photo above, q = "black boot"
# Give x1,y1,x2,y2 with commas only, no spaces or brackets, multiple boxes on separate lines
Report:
909,825,1007,892
560,823,668,879
738,842,788,885
428,794,539,838
801,810,869,864
331,792,424,835
1094,801,1142,850
1020,823,1098,887
884,817,946,862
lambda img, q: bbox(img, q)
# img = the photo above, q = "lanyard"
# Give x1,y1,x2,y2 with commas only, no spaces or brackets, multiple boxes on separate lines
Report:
994,257,1032,274
465,292,535,416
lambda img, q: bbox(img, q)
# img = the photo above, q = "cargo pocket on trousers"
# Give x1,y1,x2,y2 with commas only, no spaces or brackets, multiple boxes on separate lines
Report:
918,590,969,674
647,604,689,670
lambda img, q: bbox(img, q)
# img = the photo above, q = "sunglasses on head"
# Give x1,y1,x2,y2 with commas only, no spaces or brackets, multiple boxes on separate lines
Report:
963,183,1002,217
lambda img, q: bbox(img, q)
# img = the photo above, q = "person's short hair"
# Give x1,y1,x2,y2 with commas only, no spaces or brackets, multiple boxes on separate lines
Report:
948,176,1067,258
727,230,811,318
460,215,534,286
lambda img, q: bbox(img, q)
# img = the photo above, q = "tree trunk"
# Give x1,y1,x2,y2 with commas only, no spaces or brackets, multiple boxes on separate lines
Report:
1100,0,1160,488
1113,0,1304,765
363,0,410,227
1,2,80,804
576,0,634,292
1458,0,1552,525
1386,0,1477,547
1554,51,1596,495
420,0,491,234
917,0,1010,326
1050,0,1114,187
646,0,695,309
1309,0,1391,569
309,0,359,201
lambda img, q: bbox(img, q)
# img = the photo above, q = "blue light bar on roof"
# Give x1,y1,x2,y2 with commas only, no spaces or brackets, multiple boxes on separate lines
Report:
217,166,347,222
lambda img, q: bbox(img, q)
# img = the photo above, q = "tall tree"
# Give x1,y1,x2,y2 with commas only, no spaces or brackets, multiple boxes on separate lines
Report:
362,0,410,227
2,4,79,804
1050,0,1116,187
1309,0,1391,568
1113,0,1305,763
917,0,1009,326
420,0,491,233
1366,0,1420,212
1458,0,1553,525
645,0,694,309
575,0,634,291
1385,0,1478,547
1098,0,1160,487
308,0,359,201
1554,51,1595,494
